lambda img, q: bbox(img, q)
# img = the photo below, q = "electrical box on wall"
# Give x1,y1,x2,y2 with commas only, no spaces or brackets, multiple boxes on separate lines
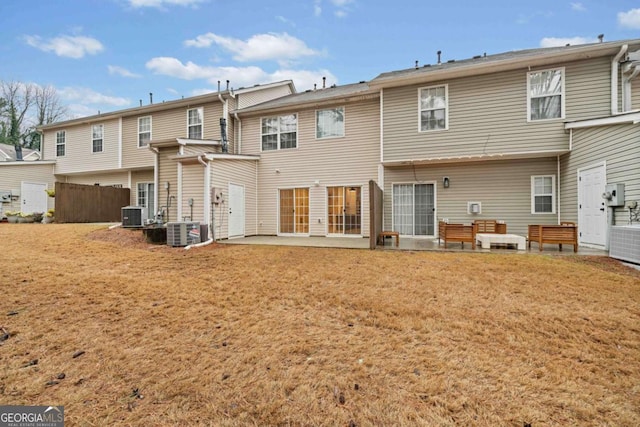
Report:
602,183,625,207
467,201,482,215
210,187,223,204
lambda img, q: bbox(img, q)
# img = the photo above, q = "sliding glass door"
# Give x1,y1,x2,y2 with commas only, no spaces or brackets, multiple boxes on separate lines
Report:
393,183,434,236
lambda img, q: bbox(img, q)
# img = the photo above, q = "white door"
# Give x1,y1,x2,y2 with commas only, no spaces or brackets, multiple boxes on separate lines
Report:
578,164,607,247
228,183,245,238
21,182,48,214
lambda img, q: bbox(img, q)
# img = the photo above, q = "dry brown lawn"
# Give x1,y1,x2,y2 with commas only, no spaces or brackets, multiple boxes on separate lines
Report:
1,223,639,426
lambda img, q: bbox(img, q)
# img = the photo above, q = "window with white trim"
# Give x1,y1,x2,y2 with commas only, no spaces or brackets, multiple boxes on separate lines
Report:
187,107,203,139
138,116,151,147
527,68,564,121
56,130,66,157
92,124,103,153
531,175,556,213
261,114,297,151
419,85,448,131
316,107,344,139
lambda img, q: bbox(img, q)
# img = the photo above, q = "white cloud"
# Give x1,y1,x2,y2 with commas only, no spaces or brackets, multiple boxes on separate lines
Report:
24,35,104,59
184,32,320,63
540,36,598,47
314,0,322,16
335,10,347,18
571,2,586,12
108,65,141,78
128,0,205,8
618,8,640,29
145,56,336,92
59,87,130,107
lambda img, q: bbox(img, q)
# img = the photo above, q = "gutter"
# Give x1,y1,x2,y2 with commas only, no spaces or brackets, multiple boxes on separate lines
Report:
611,44,628,114
234,112,242,153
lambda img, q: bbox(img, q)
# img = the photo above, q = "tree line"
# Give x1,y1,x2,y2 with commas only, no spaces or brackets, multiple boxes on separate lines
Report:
0,81,68,154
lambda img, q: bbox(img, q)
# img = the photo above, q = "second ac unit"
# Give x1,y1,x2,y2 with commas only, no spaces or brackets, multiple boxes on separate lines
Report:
166,222,201,247
122,206,147,228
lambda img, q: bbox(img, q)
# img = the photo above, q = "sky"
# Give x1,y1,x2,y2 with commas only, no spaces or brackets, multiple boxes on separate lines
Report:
1,0,639,120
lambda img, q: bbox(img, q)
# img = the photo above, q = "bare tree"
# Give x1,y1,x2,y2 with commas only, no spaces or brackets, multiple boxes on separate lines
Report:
34,84,68,126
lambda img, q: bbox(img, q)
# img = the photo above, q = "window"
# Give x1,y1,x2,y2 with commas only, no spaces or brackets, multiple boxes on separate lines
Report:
531,175,556,213
528,68,564,121
187,107,203,139
138,116,151,147
56,131,65,157
419,85,448,131
316,107,344,139
92,124,103,153
261,114,297,151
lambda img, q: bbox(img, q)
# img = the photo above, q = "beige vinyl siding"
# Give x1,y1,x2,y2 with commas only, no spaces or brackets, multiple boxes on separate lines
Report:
0,163,55,215
182,145,220,156
121,116,155,169
49,118,120,174
383,158,559,236
632,78,640,111
382,57,612,162
131,169,154,206
210,159,258,239
181,163,206,223
560,123,640,226
241,98,380,236
157,147,179,223
61,171,130,189
236,85,292,109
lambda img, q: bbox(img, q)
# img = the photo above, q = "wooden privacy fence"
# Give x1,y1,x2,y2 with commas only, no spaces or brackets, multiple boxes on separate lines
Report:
55,182,130,223
368,180,384,249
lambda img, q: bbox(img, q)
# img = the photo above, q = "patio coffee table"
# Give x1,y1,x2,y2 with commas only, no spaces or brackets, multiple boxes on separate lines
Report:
476,233,526,250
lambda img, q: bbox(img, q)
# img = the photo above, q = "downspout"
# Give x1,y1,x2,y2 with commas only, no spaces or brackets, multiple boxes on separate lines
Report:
611,44,628,115
186,155,214,249
148,145,160,221
557,155,561,225
234,112,242,154
218,81,229,153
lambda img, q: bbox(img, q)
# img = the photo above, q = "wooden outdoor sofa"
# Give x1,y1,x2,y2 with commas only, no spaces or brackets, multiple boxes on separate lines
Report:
527,223,578,252
473,219,507,234
439,221,477,249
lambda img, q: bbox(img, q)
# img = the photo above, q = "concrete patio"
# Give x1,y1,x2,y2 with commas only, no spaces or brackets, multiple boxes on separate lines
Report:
220,235,609,256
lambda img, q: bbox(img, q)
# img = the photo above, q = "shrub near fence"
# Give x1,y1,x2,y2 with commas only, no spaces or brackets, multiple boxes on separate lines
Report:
55,182,130,223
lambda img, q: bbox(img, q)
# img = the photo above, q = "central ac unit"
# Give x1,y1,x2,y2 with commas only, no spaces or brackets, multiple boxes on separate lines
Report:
167,222,201,247
609,225,640,264
122,206,147,228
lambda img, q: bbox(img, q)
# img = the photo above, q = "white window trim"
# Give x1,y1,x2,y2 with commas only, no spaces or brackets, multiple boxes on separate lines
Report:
531,175,556,214
260,113,298,152
138,116,152,148
526,67,565,122
315,106,345,140
56,130,66,157
418,84,449,132
186,107,204,139
92,124,104,153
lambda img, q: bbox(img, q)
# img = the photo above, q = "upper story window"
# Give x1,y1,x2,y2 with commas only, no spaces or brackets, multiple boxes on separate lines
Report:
92,124,104,153
138,116,151,147
419,85,448,131
527,68,564,121
56,130,66,157
261,114,297,151
187,107,203,139
316,107,344,139
531,175,556,214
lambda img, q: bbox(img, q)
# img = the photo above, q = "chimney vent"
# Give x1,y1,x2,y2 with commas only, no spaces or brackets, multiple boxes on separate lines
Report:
437,50,442,64
598,34,604,43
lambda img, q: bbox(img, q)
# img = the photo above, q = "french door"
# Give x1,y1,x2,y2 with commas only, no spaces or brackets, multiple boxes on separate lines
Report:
137,182,155,219
393,183,435,236
327,186,361,235
279,188,309,234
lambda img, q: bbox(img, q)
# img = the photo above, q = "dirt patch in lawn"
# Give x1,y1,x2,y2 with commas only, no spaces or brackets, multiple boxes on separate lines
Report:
2,223,639,426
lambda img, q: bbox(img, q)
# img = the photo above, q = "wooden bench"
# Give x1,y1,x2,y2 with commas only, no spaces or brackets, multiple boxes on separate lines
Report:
528,224,578,252
378,231,400,247
473,219,507,234
439,221,477,249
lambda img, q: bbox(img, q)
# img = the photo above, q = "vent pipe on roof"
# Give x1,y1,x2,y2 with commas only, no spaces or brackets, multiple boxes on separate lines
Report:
598,34,604,43
149,93,153,104
313,83,317,91
139,99,142,107
15,145,23,161
226,80,230,91
415,60,419,69
437,50,442,64
218,80,221,92
322,76,326,89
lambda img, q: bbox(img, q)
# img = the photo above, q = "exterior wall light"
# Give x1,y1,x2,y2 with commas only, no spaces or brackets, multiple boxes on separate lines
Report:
443,176,450,188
